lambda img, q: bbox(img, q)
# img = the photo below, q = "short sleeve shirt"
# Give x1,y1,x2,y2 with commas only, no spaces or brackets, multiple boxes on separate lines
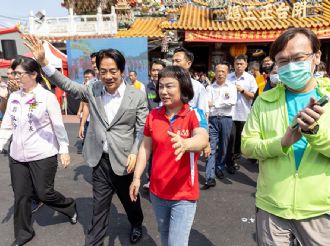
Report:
227,72,258,121
144,104,207,200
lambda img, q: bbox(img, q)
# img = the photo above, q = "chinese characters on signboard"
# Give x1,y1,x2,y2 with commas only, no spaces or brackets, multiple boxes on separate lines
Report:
212,1,320,22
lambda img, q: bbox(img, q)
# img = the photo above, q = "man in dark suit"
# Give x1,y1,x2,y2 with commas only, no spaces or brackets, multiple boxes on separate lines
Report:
25,36,148,245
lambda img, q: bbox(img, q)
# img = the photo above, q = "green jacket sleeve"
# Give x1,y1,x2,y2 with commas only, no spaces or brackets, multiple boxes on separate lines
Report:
241,98,289,160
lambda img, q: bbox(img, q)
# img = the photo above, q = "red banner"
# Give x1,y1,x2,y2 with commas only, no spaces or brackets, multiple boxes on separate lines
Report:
185,28,330,42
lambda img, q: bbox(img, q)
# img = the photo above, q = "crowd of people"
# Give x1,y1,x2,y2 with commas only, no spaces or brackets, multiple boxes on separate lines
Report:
0,27,330,246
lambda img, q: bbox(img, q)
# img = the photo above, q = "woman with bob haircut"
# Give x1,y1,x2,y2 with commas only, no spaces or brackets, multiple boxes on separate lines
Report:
130,66,209,246
0,56,77,246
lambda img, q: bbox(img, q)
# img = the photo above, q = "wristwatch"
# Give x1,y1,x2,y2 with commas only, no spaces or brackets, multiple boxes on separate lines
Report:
301,123,320,135
241,89,245,94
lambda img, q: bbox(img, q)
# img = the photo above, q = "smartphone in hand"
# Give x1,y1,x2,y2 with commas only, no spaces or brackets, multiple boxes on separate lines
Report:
290,95,329,129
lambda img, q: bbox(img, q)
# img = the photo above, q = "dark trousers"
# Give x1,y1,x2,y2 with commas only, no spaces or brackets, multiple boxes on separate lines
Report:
10,155,76,245
85,153,143,246
8,141,39,204
226,121,245,166
206,116,233,179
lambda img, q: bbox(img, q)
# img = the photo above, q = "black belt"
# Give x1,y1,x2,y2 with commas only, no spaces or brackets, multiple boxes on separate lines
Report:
209,115,232,118
102,152,109,159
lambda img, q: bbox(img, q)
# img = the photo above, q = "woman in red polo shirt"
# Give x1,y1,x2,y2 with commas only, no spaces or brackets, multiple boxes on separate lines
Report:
130,66,209,246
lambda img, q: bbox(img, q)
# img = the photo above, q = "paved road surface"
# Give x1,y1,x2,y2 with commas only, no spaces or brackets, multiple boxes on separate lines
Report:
0,122,258,246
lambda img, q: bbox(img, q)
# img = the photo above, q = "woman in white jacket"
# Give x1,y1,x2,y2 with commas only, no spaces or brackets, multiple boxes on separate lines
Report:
0,56,77,246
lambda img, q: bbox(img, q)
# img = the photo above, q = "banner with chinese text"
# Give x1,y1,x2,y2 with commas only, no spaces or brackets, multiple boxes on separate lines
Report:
185,28,330,43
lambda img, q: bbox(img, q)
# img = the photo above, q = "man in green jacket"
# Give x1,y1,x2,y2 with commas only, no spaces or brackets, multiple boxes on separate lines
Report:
242,27,330,245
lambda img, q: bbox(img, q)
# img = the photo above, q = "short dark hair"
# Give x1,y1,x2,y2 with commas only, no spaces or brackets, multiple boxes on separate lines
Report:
96,49,125,73
270,27,320,61
234,54,248,62
90,52,98,59
129,70,137,76
11,56,44,83
84,69,95,77
173,47,194,63
215,61,230,69
151,59,166,69
154,65,194,104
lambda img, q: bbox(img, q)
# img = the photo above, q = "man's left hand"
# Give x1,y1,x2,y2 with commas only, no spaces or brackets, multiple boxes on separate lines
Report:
236,84,244,92
126,154,137,173
297,97,324,132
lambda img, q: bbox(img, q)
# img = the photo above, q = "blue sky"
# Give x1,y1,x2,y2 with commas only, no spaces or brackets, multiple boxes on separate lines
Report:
0,0,68,27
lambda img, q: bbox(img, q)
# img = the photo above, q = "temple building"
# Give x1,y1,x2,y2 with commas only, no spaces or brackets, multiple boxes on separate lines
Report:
20,0,330,72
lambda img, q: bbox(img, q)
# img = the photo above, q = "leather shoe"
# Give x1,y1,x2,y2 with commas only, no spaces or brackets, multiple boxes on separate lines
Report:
70,212,78,224
227,166,236,174
233,162,240,170
69,205,78,224
12,231,35,246
130,225,143,244
201,179,216,190
215,170,224,179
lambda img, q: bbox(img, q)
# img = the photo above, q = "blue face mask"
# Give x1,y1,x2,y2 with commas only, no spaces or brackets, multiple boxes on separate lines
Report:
314,71,324,78
269,74,280,84
278,60,312,90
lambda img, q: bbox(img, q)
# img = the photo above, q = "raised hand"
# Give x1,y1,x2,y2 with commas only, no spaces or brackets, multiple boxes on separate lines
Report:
297,97,324,133
281,126,302,148
23,35,48,66
7,79,20,92
168,131,187,161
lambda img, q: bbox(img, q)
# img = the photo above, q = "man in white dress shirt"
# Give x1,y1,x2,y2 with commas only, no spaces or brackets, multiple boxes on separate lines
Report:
226,55,258,173
202,62,237,189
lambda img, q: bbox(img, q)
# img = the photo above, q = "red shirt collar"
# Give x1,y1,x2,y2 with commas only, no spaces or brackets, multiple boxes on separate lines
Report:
158,103,190,117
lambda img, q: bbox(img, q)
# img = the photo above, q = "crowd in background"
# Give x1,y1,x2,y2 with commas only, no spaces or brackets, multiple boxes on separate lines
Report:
0,27,330,246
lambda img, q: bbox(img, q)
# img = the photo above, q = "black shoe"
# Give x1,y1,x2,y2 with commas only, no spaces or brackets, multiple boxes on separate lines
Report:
12,231,35,246
215,170,225,179
227,166,236,175
69,206,78,224
130,225,143,244
233,162,240,171
201,179,216,190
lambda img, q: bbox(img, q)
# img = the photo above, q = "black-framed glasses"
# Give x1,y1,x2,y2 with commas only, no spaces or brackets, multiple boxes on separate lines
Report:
11,71,30,78
276,52,314,67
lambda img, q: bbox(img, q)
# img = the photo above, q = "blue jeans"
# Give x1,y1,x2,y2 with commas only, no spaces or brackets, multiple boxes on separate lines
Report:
150,193,197,246
206,116,233,179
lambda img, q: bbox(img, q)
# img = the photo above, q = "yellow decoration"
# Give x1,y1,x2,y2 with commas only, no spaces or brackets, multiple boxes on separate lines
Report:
260,4,273,20
243,6,257,21
229,44,247,58
227,6,241,21
292,1,307,18
230,0,275,7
